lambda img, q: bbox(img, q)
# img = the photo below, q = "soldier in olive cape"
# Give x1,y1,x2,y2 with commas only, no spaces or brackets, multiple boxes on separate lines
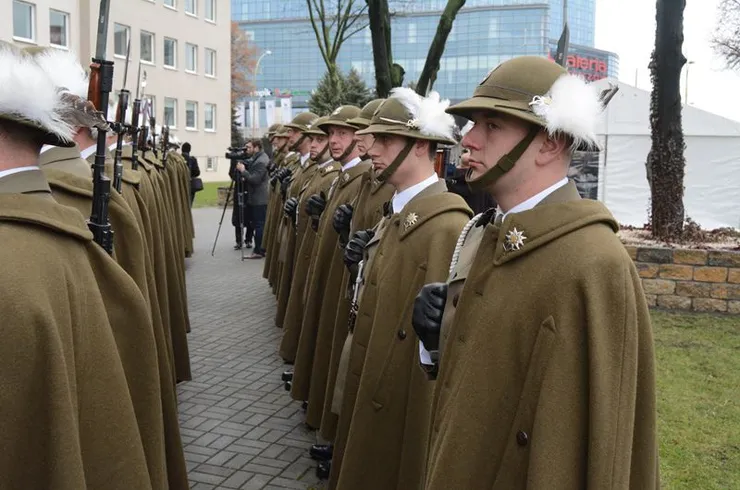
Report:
412,56,659,489
317,98,395,443
273,112,319,325
263,124,290,280
278,120,341,363
328,91,473,490
289,106,369,414
0,41,153,490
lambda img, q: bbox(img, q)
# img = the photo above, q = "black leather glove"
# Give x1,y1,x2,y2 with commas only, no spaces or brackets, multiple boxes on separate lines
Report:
271,174,280,188
306,192,327,231
333,204,354,246
283,197,298,224
344,229,374,270
280,176,291,200
412,282,448,355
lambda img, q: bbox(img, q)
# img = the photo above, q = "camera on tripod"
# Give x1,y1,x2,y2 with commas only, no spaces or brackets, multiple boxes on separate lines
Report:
225,146,249,160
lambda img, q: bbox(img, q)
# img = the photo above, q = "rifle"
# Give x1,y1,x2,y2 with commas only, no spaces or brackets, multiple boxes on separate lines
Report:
112,36,132,192
129,63,142,171
162,126,170,163
87,0,114,254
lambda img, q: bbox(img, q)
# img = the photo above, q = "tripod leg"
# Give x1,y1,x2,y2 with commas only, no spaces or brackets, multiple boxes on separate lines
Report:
211,181,234,257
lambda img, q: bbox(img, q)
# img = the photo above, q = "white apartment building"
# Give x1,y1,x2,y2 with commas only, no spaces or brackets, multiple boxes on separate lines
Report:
2,0,232,182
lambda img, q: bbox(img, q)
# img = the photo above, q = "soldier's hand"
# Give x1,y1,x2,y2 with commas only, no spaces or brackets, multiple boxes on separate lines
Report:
283,197,298,223
333,204,354,246
271,174,280,188
280,176,291,199
279,168,292,182
306,193,326,217
412,283,448,354
344,228,374,270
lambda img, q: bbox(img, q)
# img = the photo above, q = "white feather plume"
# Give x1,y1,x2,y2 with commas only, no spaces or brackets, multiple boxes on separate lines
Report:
0,44,74,142
390,87,456,141
529,73,602,150
33,48,88,98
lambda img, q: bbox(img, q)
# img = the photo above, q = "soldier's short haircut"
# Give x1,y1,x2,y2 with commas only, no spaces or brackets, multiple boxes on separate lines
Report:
0,118,45,149
427,141,438,160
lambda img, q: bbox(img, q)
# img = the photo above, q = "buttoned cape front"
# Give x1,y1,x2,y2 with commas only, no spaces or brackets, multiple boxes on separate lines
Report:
0,174,153,490
425,182,659,490
319,167,395,441
290,161,372,411
278,161,342,362
331,180,472,490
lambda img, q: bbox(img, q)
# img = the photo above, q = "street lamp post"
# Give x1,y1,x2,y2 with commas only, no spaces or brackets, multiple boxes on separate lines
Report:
684,60,694,105
251,50,272,137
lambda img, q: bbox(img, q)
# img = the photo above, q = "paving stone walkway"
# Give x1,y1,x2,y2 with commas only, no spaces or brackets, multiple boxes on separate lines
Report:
179,207,325,490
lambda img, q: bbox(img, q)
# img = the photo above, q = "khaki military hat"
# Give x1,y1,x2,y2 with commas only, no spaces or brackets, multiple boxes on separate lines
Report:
283,111,320,133
447,56,603,151
347,99,385,129
356,88,457,145
317,105,361,132
0,42,75,147
303,116,329,137
273,125,290,138
267,123,281,137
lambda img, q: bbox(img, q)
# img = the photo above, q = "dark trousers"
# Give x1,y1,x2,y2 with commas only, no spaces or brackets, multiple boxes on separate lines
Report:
231,197,254,246
248,204,267,255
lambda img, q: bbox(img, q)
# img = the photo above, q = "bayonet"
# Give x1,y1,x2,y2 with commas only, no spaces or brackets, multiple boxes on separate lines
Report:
122,36,131,90
135,62,142,100
554,22,570,69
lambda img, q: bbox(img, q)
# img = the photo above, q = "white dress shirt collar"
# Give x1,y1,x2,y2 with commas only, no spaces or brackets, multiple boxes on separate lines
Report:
391,173,439,214
341,156,362,172
0,166,40,180
500,177,568,220
80,144,97,160
300,152,311,167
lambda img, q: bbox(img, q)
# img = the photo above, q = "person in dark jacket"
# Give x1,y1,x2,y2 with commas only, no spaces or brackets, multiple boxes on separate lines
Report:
229,150,253,250
182,142,201,206
445,148,497,214
236,139,269,258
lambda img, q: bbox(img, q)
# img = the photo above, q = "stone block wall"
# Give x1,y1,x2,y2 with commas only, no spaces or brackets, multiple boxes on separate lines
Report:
624,246,740,314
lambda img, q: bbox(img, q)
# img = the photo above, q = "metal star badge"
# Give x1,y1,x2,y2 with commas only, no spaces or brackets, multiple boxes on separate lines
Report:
503,227,527,251
342,173,350,182
404,212,419,230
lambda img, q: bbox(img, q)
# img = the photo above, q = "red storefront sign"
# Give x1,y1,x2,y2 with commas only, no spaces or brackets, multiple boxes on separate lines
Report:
547,51,609,81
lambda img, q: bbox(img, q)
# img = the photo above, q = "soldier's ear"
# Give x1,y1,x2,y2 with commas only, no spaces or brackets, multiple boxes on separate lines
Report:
535,130,569,168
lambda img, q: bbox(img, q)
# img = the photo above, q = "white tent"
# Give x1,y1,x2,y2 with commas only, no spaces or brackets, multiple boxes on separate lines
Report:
588,78,740,230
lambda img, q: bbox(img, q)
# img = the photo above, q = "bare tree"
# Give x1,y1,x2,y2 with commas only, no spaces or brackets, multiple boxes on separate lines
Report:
306,0,368,87
231,22,258,105
712,0,740,69
416,0,466,95
646,0,687,240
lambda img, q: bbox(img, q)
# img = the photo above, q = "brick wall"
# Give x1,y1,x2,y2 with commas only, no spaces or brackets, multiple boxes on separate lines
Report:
625,246,740,314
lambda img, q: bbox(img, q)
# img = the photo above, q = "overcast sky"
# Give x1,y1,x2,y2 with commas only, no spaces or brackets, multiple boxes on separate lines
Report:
594,0,740,122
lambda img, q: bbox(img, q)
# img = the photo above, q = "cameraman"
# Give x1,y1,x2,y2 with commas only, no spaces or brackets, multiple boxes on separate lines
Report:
236,139,269,259
228,145,254,250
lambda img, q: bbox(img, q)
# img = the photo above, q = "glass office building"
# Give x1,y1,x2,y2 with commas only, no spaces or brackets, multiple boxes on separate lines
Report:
232,0,619,126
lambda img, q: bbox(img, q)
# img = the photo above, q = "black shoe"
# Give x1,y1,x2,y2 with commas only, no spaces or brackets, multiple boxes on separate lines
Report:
233,244,242,250
282,371,293,382
316,460,331,480
301,401,308,411
309,444,333,461
245,241,253,249
284,380,292,391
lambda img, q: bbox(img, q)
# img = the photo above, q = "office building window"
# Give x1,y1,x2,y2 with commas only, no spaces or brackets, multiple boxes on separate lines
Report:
164,0,176,9
408,23,416,44
206,156,216,171
204,103,216,131
205,48,216,77
49,10,68,48
185,43,197,72
114,23,130,57
164,98,177,127
140,31,154,63
186,101,197,129
204,0,216,21
185,0,196,15
164,38,177,68
13,1,35,41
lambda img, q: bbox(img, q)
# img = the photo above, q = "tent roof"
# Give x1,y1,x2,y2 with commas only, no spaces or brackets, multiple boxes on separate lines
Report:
592,77,740,137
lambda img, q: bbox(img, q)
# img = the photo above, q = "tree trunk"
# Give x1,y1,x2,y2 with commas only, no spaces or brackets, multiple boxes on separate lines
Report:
367,0,393,97
416,0,466,95
647,0,687,240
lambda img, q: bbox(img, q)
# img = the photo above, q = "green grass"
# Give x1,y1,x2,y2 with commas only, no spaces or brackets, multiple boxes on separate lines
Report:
653,310,740,489
193,181,230,208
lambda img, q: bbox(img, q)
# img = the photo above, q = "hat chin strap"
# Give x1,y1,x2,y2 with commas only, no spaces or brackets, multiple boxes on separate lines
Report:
289,134,308,152
376,139,416,183
315,144,329,163
335,140,357,164
465,126,539,191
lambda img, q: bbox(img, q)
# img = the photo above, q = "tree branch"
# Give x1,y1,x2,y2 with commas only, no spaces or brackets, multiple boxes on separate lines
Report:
306,0,331,70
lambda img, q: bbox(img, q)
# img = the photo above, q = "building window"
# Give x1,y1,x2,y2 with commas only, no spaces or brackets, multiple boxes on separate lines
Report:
164,0,176,9
13,1,35,41
49,10,69,48
204,103,215,131
204,0,216,21
164,97,177,127
206,156,215,171
185,101,197,129
205,48,216,77
114,23,130,57
164,38,177,68
185,43,197,73
185,0,196,15
140,31,154,63
408,23,416,44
